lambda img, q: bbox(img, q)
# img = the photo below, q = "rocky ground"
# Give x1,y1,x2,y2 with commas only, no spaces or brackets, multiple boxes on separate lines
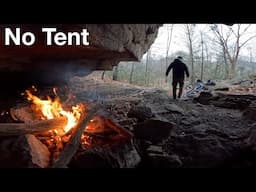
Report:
1,74,254,168
69,75,256,168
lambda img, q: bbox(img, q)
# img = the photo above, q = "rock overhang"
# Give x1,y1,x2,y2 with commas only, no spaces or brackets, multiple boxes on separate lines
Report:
0,24,162,87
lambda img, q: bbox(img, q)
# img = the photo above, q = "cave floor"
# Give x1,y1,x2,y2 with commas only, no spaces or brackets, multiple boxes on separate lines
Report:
68,75,256,168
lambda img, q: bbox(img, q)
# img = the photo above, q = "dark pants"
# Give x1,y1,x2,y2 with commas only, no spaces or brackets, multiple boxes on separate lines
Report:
172,78,184,99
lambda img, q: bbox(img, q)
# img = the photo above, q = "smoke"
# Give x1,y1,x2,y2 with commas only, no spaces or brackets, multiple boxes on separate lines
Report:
34,60,98,86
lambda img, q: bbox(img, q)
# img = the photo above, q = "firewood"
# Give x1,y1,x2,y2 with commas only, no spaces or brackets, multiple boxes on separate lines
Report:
10,105,35,122
26,134,51,168
0,116,67,136
51,104,100,168
104,117,133,139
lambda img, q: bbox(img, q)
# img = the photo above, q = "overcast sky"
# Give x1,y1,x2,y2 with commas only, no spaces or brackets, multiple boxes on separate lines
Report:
145,24,256,60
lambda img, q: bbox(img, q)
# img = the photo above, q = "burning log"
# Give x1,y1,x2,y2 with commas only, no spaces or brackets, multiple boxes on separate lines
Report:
0,85,136,168
51,104,100,168
81,121,133,147
10,105,35,122
103,117,132,139
84,116,133,141
0,116,67,136
25,134,51,168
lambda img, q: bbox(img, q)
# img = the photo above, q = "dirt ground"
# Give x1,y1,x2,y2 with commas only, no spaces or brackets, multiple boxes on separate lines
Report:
69,75,256,168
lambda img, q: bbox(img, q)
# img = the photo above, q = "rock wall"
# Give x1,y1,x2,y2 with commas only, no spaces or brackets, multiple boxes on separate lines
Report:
0,24,161,87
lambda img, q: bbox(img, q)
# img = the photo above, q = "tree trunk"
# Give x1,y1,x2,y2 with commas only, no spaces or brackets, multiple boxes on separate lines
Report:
186,25,195,84
101,71,105,80
205,42,210,79
215,63,220,79
165,25,174,83
113,66,119,81
230,60,237,79
249,48,254,74
145,51,150,86
190,45,194,83
223,50,229,79
160,59,163,86
200,32,204,81
129,62,135,84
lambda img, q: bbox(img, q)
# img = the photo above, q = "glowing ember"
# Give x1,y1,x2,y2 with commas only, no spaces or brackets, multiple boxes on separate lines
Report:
25,88,82,133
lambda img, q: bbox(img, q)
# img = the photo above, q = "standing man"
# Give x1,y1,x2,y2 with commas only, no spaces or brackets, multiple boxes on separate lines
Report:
166,56,190,99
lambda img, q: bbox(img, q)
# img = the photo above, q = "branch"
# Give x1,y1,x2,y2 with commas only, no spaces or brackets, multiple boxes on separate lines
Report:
212,26,227,47
233,28,241,59
240,24,251,36
51,104,101,168
0,117,67,136
166,24,174,56
239,34,256,48
237,24,241,37
210,27,232,60
230,27,238,38
225,28,233,42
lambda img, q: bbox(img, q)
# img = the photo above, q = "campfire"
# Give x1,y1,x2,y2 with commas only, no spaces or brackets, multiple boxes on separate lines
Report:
25,87,83,135
0,86,133,168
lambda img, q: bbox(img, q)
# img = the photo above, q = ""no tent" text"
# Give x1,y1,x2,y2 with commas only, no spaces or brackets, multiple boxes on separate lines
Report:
3,28,90,46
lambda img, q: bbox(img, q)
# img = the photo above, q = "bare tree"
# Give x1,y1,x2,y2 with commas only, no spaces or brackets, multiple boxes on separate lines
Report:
129,62,135,84
247,47,255,74
101,71,105,80
112,65,119,81
200,31,204,81
145,50,151,85
165,24,174,83
210,24,256,79
185,24,196,83
215,63,220,79
160,57,163,85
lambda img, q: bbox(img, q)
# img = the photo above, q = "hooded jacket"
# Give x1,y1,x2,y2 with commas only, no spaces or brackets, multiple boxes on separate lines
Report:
166,58,190,80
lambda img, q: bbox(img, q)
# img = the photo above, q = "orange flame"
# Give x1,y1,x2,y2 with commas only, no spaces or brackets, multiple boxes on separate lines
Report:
25,88,82,133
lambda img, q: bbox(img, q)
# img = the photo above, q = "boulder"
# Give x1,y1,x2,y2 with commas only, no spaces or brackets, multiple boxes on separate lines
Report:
244,125,256,151
138,144,182,168
146,145,164,154
181,116,201,126
165,134,238,168
243,102,256,121
144,153,182,168
190,109,200,117
164,103,185,115
133,120,176,144
127,105,153,122
194,91,215,105
69,140,141,168
195,91,256,110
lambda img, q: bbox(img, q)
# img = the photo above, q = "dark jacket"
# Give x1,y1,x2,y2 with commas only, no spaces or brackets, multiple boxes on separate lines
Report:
166,59,190,80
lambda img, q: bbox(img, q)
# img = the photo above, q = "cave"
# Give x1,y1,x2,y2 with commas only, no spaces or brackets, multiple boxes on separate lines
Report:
1,24,256,168
0,24,162,168
0,24,160,88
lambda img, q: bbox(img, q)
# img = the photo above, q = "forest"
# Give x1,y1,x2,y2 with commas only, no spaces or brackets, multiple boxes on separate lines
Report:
103,24,256,88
